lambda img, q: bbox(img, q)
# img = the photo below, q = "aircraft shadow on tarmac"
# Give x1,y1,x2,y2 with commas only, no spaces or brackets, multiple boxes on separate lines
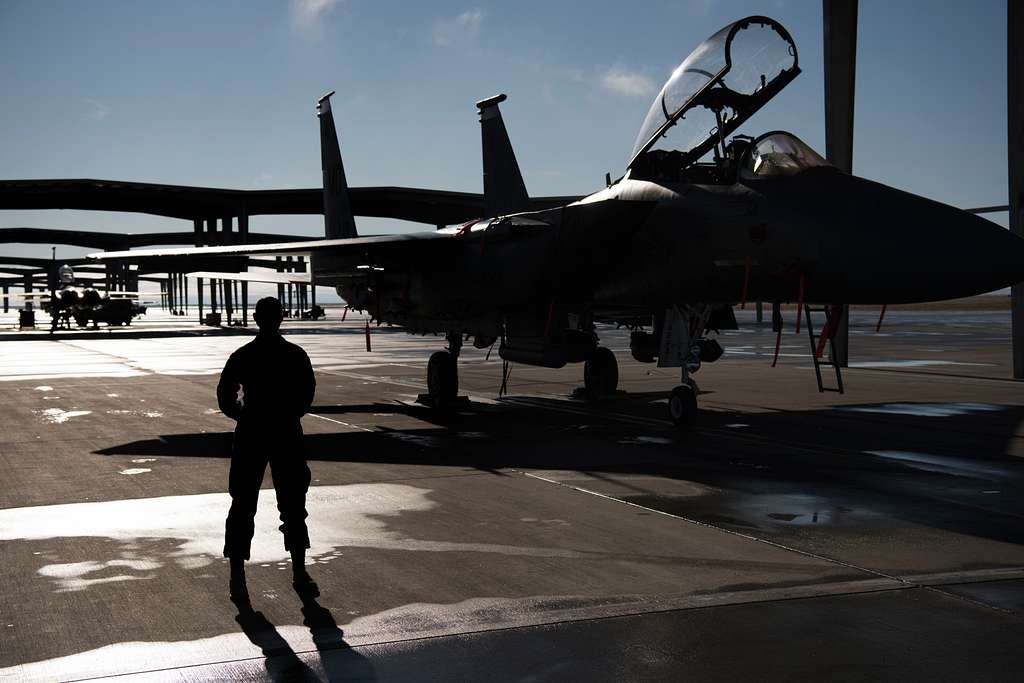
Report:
94,397,1024,548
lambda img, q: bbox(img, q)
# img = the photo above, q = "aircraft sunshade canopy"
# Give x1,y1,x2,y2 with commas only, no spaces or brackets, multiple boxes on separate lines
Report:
628,16,799,170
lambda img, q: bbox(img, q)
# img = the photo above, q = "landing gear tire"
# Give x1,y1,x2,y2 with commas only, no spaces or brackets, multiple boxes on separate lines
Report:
584,347,618,398
427,350,458,403
668,384,698,429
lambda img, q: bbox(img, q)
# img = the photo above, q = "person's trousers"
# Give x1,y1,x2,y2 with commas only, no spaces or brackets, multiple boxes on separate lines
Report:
223,433,311,560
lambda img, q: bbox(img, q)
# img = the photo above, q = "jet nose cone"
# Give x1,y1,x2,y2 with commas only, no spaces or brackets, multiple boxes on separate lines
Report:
837,178,1024,303
927,207,1024,298
979,220,1024,291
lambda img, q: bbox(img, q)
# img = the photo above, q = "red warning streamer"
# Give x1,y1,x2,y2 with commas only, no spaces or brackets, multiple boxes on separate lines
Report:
815,305,843,358
875,304,887,333
543,300,556,339
364,319,372,352
815,317,831,358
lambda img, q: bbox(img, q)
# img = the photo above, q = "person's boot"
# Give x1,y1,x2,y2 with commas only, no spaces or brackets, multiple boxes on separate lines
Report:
290,550,319,599
229,559,249,603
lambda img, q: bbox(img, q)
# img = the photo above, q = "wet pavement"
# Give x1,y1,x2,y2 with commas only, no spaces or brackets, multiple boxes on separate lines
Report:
0,305,1022,681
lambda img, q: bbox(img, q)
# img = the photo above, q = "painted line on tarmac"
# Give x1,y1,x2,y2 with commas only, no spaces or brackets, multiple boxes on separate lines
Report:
517,469,911,585
316,368,428,393
854,366,1024,385
307,412,375,433
516,471,1024,616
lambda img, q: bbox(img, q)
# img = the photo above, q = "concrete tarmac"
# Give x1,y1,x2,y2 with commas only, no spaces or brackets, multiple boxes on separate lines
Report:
0,305,1022,681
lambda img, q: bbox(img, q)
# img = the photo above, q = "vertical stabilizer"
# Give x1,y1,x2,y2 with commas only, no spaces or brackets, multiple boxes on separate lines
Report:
317,91,358,239
476,93,529,218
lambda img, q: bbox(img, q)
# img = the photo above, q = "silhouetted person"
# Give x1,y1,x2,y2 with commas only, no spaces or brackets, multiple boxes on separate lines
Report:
218,296,318,601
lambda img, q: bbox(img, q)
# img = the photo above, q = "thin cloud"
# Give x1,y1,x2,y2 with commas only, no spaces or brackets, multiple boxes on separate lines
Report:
83,99,111,121
599,66,656,98
291,0,342,34
433,8,484,47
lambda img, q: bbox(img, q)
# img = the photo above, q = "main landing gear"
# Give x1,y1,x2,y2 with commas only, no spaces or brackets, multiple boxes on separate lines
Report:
583,346,618,397
427,349,458,402
423,331,465,406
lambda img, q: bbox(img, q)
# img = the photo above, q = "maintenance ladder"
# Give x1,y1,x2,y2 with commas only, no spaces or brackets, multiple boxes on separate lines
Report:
804,305,844,393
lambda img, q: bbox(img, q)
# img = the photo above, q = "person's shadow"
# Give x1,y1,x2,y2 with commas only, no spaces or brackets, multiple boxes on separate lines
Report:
232,589,375,681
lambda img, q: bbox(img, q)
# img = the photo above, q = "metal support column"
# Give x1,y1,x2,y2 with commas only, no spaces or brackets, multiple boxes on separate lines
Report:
183,274,189,315
241,281,249,326
222,278,232,324
221,217,233,323
276,256,284,311
1011,1,1024,378
3,285,8,313
238,207,249,324
195,218,205,318
823,0,857,367
206,219,218,313
286,256,294,316
298,257,308,313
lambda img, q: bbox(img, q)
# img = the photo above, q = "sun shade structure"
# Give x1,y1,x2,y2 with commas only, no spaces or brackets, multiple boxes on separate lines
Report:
0,179,578,227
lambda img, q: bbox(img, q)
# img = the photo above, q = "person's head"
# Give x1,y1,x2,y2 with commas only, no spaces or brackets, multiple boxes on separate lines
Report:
254,297,283,333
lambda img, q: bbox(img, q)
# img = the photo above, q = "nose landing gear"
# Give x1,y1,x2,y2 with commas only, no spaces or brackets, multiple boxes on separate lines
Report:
669,383,698,428
655,305,712,429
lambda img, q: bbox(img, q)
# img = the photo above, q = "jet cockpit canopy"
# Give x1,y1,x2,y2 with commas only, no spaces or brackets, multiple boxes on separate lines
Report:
628,16,799,171
738,131,832,180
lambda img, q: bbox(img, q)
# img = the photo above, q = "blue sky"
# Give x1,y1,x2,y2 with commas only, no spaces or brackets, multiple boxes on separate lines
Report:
0,0,1011,285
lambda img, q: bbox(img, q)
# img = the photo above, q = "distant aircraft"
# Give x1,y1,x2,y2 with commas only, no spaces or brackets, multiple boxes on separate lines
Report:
16,264,146,330
89,16,1024,425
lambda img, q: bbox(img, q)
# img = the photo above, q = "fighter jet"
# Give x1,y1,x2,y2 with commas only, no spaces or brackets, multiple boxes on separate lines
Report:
87,16,1024,426
14,264,146,330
